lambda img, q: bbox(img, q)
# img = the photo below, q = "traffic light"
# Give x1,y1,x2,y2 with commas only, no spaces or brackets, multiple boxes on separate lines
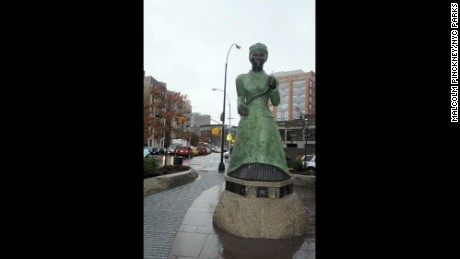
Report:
177,116,185,124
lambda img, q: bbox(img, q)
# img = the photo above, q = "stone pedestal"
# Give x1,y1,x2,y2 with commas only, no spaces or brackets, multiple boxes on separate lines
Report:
212,176,309,239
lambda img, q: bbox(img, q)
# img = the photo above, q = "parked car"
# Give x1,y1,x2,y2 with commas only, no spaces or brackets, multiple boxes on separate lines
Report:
166,145,177,155
149,147,164,155
175,146,193,158
197,146,207,155
302,155,316,174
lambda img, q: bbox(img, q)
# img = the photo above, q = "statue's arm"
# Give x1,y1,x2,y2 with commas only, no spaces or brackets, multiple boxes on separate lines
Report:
236,75,248,116
236,75,245,106
269,77,280,106
237,96,246,107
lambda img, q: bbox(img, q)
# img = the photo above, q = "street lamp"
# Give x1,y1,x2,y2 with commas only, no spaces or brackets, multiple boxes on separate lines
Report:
303,116,309,170
296,107,309,170
212,88,232,128
218,43,240,173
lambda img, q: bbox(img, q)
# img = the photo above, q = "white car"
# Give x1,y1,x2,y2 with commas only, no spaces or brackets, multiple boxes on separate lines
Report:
302,155,316,174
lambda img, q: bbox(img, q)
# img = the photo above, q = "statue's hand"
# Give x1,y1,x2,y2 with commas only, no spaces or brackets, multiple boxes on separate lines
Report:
267,76,277,89
238,104,248,116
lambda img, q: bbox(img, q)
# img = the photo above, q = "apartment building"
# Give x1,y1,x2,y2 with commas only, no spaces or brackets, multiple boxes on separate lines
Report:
270,70,316,121
144,76,167,148
144,75,191,149
269,70,316,153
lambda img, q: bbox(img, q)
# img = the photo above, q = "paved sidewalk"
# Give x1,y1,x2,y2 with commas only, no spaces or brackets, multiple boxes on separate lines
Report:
144,172,225,259
168,182,315,259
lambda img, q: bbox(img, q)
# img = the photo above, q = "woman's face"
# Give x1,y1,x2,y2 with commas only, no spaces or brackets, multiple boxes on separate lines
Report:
250,50,267,68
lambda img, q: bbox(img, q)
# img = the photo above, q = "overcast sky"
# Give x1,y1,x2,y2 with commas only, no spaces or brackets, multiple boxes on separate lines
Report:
144,0,315,126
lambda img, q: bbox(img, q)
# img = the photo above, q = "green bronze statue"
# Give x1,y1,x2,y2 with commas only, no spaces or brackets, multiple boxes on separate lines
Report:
227,43,291,181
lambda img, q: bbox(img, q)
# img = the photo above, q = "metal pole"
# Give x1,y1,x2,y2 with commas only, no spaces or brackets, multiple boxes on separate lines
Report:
218,62,228,173
228,102,231,128
212,88,232,130
218,43,240,173
303,115,306,170
306,119,309,156
228,102,231,151
304,116,308,170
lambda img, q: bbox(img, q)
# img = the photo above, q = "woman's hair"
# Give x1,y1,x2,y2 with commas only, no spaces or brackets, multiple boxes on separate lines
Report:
249,42,268,54
249,42,268,59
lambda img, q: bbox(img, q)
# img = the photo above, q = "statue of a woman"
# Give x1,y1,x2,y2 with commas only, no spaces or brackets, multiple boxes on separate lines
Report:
227,43,291,181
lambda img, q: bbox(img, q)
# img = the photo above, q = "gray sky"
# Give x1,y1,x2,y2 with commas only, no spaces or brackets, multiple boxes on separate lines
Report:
144,0,315,126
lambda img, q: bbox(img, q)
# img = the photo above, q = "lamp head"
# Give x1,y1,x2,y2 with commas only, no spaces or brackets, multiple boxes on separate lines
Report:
235,44,241,49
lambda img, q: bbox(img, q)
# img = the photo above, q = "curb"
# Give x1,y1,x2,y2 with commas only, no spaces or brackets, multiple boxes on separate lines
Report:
144,168,199,197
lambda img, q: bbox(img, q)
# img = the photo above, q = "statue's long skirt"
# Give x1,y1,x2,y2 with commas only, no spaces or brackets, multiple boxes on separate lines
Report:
227,115,291,181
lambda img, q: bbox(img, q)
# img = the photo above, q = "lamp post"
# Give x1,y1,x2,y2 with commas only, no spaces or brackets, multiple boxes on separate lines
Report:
296,107,309,170
303,116,309,170
218,43,240,173
212,88,232,128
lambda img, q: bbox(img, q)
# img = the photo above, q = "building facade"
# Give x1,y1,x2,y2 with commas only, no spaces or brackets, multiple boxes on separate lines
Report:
190,113,211,127
144,76,167,149
144,75,192,149
269,70,316,121
268,70,316,155
277,115,316,156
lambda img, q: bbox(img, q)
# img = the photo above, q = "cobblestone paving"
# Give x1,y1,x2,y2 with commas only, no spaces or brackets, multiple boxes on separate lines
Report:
144,169,225,259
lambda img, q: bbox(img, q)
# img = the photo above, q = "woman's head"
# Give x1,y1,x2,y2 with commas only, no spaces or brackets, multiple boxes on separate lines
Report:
249,42,268,69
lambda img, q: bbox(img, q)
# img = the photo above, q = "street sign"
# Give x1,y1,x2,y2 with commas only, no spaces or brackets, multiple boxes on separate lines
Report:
212,128,220,136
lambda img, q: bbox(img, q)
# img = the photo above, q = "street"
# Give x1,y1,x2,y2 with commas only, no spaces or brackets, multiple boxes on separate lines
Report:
150,152,228,169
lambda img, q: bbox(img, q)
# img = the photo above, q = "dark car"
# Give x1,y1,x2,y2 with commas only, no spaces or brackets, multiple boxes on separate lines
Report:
150,147,164,155
166,145,177,155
